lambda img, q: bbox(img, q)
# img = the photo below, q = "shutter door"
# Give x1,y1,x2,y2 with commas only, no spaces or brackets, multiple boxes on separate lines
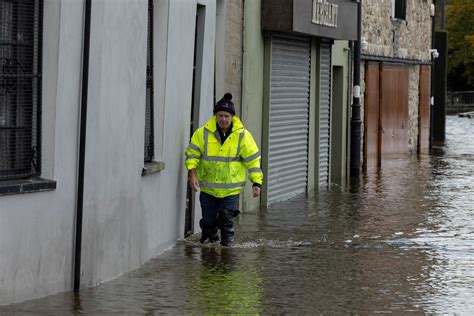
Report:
268,34,311,204
319,40,332,187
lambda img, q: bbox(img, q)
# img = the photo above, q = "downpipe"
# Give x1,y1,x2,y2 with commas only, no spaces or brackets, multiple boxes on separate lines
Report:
350,0,362,177
74,0,92,293
429,0,435,148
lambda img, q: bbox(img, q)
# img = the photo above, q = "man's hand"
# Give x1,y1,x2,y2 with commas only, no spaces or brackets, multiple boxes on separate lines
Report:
188,169,199,192
252,186,261,197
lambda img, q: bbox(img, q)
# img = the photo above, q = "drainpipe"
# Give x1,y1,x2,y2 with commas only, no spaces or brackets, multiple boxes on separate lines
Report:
74,0,92,293
350,0,362,177
344,45,353,180
440,0,445,30
430,0,435,147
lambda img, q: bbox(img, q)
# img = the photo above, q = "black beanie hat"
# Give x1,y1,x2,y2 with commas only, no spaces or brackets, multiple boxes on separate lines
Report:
213,93,235,116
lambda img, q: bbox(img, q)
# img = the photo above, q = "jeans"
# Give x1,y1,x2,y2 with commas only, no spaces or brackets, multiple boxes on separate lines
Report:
199,192,239,228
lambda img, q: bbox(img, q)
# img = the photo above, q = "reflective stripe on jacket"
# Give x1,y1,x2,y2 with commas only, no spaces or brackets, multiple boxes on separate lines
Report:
185,116,263,198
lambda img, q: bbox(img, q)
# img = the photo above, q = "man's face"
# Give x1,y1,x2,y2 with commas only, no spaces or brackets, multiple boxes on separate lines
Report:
216,111,233,131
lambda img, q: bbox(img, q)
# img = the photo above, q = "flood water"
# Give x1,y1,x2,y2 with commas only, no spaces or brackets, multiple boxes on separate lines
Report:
2,116,473,314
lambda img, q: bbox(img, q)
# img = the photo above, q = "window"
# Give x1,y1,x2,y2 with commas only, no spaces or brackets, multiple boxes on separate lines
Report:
392,0,406,20
0,0,43,180
144,0,154,162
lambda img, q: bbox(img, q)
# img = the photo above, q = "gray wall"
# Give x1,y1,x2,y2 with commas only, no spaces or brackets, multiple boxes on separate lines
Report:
241,0,265,211
80,0,216,288
1,0,217,304
330,40,351,185
80,0,150,285
0,0,83,304
215,0,243,113
224,0,243,111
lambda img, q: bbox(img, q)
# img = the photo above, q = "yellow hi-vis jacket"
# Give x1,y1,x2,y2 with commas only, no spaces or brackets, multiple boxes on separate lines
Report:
185,115,263,198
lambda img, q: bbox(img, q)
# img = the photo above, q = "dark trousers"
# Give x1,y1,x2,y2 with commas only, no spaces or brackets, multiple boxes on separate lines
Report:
199,192,239,228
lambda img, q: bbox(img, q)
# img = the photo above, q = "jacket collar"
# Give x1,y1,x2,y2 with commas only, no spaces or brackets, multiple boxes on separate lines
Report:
204,115,244,133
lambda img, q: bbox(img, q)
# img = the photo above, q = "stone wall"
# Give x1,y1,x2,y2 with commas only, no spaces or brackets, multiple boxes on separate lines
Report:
362,0,432,61
362,1,393,56
408,65,420,153
225,0,243,114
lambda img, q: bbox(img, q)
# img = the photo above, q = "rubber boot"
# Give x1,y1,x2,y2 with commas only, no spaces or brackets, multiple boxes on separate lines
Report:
217,208,240,247
199,219,219,243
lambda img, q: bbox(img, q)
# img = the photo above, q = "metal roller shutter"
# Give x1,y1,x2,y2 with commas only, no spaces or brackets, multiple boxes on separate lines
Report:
268,34,311,204
319,40,332,187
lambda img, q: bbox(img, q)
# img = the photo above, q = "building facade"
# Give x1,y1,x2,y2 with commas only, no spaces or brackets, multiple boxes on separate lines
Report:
361,0,433,170
240,0,357,208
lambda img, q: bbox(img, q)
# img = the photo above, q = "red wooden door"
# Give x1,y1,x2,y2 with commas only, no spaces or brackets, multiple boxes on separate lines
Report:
364,62,381,170
380,64,409,158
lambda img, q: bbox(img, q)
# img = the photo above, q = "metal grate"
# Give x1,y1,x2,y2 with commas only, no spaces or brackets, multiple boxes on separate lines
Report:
0,0,43,180
144,0,154,162
447,91,474,114
318,39,332,187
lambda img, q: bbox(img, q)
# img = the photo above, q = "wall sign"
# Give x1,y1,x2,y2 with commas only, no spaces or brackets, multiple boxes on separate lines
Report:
312,0,338,28
261,0,357,40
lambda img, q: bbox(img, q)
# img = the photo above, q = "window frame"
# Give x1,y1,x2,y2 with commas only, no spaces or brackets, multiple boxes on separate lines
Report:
142,0,164,176
392,0,407,20
0,0,43,181
0,0,56,195
144,0,154,163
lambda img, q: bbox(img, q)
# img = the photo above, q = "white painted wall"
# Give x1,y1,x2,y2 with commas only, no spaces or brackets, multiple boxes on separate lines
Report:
0,0,83,304
80,0,216,287
1,0,217,304
80,0,149,286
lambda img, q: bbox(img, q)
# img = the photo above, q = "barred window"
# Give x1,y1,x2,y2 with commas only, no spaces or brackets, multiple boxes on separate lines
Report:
144,0,154,162
0,0,43,180
392,0,406,20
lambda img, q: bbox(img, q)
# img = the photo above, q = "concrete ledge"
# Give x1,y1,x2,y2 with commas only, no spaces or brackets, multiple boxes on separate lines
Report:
142,161,165,176
0,178,57,196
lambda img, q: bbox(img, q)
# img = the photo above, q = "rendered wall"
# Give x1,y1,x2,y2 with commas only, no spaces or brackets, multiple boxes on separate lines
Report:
241,0,265,211
164,0,216,238
80,0,149,286
0,0,83,304
330,41,351,185
80,0,217,287
0,0,218,304
224,0,243,111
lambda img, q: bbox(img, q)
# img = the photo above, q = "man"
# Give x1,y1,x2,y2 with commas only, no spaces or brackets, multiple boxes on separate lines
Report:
185,93,263,246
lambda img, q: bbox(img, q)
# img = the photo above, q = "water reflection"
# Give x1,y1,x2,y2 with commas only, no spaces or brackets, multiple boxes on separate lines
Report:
1,116,473,313
183,246,262,314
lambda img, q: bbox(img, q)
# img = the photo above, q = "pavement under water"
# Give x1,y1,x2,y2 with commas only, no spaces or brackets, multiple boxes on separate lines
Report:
1,116,473,314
